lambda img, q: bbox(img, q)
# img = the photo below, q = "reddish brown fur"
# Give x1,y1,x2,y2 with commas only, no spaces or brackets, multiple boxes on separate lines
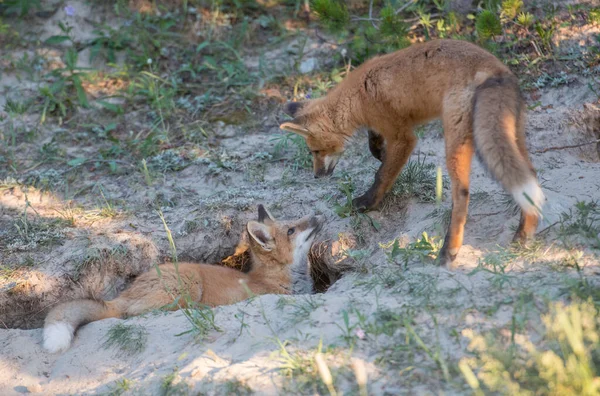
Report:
280,39,543,266
43,207,322,352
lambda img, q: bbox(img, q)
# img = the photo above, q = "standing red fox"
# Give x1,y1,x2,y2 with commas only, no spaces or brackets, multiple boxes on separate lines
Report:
280,39,544,266
43,205,323,353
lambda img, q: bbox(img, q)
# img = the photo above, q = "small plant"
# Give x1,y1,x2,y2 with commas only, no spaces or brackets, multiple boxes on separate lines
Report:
500,0,523,20
39,48,90,123
5,203,66,252
469,249,516,289
278,295,324,324
222,378,253,395
535,22,555,54
391,156,446,203
517,12,534,28
332,174,381,242
0,0,41,17
589,8,600,25
146,150,190,173
276,340,337,395
559,201,600,249
460,299,600,395
312,0,349,33
161,367,190,396
103,323,148,356
270,132,312,171
107,378,134,396
563,256,600,306
476,10,502,40
383,232,442,268
156,210,221,338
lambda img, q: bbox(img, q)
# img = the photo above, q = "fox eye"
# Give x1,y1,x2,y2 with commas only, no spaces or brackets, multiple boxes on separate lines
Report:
311,150,320,155
287,227,295,236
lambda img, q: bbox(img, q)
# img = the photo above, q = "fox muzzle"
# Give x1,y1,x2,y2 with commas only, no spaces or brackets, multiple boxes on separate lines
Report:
313,154,341,178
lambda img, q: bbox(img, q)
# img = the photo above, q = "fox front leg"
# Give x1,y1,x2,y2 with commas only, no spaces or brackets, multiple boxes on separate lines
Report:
353,137,417,211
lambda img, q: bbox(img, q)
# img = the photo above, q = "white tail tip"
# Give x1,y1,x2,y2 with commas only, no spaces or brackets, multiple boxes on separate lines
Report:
512,179,545,216
43,322,74,353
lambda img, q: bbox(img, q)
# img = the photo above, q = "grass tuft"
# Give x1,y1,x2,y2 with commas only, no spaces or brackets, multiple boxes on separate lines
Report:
103,323,148,357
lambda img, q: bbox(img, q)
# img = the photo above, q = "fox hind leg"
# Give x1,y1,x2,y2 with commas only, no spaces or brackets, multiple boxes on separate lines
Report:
438,107,475,268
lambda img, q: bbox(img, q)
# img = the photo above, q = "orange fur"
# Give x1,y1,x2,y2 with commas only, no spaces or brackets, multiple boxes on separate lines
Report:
43,206,323,353
280,39,544,267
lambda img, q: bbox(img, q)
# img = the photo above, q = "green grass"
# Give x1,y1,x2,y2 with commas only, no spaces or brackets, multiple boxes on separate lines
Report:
102,323,148,357
222,378,253,395
460,299,600,395
161,367,190,396
156,210,221,338
382,232,442,269
559,201,600,249
390,156,447,203
106,378,135,396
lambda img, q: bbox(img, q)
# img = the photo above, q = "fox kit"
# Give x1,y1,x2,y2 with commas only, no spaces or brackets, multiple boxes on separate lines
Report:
43,205,323,353
280,39,544,267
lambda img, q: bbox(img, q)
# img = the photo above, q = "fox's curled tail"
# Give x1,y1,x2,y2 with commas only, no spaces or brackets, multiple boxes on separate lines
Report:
472,74,545,216
43,299,121,353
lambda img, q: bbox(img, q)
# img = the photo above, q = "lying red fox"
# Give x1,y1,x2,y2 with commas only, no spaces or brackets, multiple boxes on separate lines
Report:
280,39,544,267
43,205,323,353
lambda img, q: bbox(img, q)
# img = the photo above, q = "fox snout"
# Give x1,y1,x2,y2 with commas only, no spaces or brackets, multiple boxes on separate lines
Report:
314,155,340,178
314,169,333,178
307,215,324,240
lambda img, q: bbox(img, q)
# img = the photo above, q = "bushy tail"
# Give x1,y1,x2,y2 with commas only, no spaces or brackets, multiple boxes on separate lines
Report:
472,75,544,215
43,299,121,353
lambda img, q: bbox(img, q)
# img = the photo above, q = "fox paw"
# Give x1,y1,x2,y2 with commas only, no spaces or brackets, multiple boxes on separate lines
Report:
352,194,377,212
437,245,458,269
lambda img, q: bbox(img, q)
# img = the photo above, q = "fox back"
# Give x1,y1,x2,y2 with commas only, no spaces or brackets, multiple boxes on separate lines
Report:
279,39,544,267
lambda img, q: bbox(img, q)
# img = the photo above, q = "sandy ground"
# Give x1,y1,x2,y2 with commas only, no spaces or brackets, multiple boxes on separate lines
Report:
1,1,600,395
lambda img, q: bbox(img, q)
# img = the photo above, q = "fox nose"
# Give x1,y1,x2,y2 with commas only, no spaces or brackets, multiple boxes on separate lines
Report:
310,215,323,227
309,215,324,232
314,168,333,178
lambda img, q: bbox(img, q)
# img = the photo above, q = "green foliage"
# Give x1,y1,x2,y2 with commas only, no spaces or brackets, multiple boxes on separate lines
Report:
535,22,555,53
38,47,89,123
384,232,442,268
500,0,523,20
517,12,534,28
102,323,148,356
379,4,408,38
589,8,600,25
391,156,446,203
270,132,312,171
0,0,40,17
312,0,349,33
559,201,600,249
107,378,134,396
460,300,600,395
476,10,502,40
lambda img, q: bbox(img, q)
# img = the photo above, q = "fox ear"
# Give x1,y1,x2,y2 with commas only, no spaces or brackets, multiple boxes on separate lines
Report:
257,204,275,224
284,101,306,118
247,221,274,251
280,122,310,138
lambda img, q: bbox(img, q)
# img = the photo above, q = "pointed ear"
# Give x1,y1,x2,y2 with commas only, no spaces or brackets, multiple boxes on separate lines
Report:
284,101,306,118
280,122,310,138
257,204,275,224
247,221,273,251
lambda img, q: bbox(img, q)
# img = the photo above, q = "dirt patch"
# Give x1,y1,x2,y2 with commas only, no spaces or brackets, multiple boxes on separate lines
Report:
1,1,600,395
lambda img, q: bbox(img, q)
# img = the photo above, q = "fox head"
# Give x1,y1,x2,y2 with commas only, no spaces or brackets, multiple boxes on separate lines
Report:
279,101,346,178
246,204,323,272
